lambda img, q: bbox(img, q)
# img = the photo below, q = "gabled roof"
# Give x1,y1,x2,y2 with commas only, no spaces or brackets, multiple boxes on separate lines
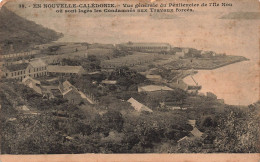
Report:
59,80,78,96
47,65,84,74
22,76,42,94
63,80,73,89
5,63,29,71
59,81,72,94
127,97,153,113
22,76,41,84
191,127,203,138
29,59,46,68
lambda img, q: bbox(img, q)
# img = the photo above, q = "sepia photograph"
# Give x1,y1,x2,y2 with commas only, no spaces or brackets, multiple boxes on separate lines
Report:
0,0,259,160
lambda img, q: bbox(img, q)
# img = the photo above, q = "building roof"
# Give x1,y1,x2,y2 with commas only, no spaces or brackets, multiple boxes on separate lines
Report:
63,80,73,89
121,42,170,47
59,80,78,96
127,97,153,113
60,81,73,93
146,74,162,79
191,127,203,138
171,106,181,110
17,105,30,111
22,76,41,85
177,136,192,143
101,80,117,85
5,63,29,71
22,76,42,94
138,85,173,92
47,65,84,74
88,71,101,75
188,120,196,127
29,59,46,68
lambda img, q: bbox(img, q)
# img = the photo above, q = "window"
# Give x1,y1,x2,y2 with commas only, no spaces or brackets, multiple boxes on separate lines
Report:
11,73,13,77
6,73,8,77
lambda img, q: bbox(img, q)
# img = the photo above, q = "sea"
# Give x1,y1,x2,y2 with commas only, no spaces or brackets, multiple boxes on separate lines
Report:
183,60,259,105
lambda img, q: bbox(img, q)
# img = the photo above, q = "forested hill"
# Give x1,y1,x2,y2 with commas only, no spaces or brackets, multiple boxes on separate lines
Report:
0,6,63,53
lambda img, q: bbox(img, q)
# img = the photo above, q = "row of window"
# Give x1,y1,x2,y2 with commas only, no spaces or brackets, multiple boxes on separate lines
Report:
49,72,77,75
8,70,26,77
13,72,48,80
130,46,169,49
3,51,38,59
33,66,47,72
7,67,47,77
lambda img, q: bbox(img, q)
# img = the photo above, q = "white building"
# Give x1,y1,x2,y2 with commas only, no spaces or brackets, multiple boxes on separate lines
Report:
2,59,47,81
127,97,153,113
22,76,42,94
47,65,85,76
117,42,171,52
138,85,173,93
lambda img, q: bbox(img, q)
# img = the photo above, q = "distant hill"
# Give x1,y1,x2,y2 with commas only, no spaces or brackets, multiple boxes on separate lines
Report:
0,6,63,53
220,12,260,20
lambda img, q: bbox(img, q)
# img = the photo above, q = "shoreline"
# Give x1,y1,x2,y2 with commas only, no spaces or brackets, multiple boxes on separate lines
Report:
192,57,249,70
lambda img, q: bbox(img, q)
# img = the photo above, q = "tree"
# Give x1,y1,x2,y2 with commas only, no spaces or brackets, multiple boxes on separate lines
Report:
102,110,124,132
214,108,260,152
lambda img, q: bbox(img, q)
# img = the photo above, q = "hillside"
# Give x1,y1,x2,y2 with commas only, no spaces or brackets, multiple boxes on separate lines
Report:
0,6,63,53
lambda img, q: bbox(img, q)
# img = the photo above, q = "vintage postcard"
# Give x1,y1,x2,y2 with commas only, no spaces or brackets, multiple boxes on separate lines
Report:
0,0,259,161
